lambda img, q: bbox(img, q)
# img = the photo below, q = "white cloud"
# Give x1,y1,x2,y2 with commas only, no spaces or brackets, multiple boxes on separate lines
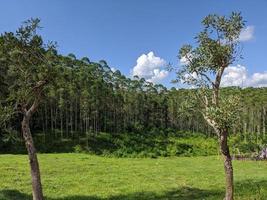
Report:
239,26,254,42
182,72,198,82
221,65,267,87
180,53,193,65
132,51,168,83
249,72,267,87
180,56,189,65
147,69,169,83
221,65,247,87
110,67,116,72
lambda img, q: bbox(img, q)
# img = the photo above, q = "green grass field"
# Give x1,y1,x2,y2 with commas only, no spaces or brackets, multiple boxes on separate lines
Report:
0,154,266,200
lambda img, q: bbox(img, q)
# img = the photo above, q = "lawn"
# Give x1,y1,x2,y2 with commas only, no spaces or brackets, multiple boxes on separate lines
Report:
0,154,266,200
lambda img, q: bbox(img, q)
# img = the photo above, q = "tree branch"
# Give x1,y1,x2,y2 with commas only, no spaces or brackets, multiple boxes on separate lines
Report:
26,80,48,118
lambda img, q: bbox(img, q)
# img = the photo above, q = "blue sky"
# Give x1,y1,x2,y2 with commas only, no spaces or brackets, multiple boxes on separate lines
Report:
0,0,266,87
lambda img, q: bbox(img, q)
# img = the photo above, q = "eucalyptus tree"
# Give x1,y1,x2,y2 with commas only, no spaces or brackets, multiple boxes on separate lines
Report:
0,19,57,200
175,13,245,200
0,63,8,98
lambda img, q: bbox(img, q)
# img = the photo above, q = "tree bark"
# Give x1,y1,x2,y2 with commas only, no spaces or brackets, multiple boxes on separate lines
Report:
22,115,44,200
20,80,47,200
219,131,234,200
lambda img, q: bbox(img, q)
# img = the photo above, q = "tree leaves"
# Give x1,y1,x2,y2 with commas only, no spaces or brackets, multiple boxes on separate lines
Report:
177,13,245,88
205,95,241,130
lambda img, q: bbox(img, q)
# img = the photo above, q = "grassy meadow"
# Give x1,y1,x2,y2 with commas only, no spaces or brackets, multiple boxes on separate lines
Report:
0,153,266,200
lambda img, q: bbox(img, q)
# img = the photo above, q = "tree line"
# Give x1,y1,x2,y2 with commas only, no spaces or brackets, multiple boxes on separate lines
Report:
1,48,267,143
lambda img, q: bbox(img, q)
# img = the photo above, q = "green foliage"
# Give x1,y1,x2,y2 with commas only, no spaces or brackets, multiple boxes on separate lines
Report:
175,12,247,163
79,130,218,158
0,130,219,157
0,17,266,163
178,12,244,81
1,18,56,105
0,106,12,128
205,95,241,130
73,144,84,153
229,133,267,156
2,127,267,158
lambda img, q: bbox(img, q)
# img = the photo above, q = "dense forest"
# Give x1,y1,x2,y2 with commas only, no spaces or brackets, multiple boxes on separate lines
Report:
1,50,267,154
0,17,266,157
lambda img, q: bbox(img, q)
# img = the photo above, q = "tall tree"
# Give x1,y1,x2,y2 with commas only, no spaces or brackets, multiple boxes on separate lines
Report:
0,19,57,200
175,13,245,200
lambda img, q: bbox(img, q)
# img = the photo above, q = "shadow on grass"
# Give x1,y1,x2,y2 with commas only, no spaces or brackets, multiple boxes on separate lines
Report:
0,187,222,200
1,179,266,200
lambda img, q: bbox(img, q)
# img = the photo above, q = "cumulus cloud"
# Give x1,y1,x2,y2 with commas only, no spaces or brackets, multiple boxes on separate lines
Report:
180,56,190,65
182,72,199,83
180,53,193,65
221,65,267,87
132,51,168,83
249,72,267,87
221,65,247,87
239,26,254,42
147,69,169,83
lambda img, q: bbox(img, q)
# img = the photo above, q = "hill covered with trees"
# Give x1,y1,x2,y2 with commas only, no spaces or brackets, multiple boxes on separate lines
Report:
1,44,266,155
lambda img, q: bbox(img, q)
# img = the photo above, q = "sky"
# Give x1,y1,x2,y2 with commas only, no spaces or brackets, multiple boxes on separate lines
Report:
0,0,266,88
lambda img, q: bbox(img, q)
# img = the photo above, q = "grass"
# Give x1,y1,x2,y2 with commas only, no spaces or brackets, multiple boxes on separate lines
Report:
0,154,266,200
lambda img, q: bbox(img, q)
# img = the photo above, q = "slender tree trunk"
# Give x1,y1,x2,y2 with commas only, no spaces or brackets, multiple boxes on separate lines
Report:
75,97,78,133
79,103,83,133
61,109,63,139
263,107,266,139
22,115,44,200
44,103,48,133
219,131,234,200
70,103,73,137
65,108,68,138
50,100,53,133
41,108,45,134
55,107,58,138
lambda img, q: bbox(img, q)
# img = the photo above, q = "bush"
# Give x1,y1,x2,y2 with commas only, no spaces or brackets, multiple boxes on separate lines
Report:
73,145,84,153
4,129,264,158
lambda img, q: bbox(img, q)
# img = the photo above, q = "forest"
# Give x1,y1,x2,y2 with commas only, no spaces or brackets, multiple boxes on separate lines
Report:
1,50,267,156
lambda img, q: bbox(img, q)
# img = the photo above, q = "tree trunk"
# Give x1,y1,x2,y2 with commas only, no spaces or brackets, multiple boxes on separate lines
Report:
22,116,44,200
50,100,53,133
219,131,234,200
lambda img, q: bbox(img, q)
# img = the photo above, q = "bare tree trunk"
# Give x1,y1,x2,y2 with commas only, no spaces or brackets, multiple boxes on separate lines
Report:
263,107,266,139
61,109,63,139
44,103,48,133
219,131,234,200
70,103,73,137
75,97,78,133
50,100,53,133
19,80,48,200
22,115,44,200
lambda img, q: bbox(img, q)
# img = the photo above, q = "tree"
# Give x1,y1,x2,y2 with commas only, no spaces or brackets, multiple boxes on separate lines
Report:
175,12,245,200
0,18,57,200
